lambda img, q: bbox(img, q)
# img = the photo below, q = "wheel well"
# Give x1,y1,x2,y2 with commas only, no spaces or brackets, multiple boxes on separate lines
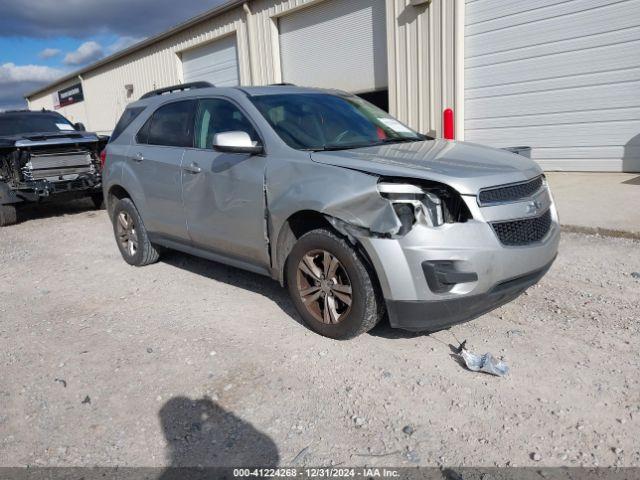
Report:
287,210,332,238
275,210,377,288
107,185,131,216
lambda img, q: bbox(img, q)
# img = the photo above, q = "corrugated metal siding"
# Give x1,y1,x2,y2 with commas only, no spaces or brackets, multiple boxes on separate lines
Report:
279,0,388,92
248,0,327,85
28,0,458,139
386,0,458,135
465,0,640,172
182,34,240,86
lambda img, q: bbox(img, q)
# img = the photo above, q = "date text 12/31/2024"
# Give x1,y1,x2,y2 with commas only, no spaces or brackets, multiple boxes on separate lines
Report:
233,468,401,478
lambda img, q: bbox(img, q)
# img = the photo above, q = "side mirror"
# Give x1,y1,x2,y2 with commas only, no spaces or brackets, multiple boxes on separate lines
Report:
212,131,263,154
74,122,86,131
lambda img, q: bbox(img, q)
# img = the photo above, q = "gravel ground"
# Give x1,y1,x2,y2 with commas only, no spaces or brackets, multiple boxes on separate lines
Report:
1,200,639,468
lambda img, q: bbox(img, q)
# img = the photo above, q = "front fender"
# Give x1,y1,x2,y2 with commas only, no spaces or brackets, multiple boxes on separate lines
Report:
267,158,396,245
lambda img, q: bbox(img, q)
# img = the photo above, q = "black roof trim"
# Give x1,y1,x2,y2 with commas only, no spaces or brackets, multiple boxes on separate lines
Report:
139,82,214,100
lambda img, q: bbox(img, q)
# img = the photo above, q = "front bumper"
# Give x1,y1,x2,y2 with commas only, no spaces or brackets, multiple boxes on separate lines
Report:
1,175,102,205
357,188,560,332
385,256,555,331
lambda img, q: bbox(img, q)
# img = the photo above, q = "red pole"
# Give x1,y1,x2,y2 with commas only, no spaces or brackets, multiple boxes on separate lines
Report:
443,108,455,140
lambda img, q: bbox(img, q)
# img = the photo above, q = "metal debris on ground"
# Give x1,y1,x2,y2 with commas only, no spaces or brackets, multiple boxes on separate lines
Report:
455,340,509,377
54,378,67,388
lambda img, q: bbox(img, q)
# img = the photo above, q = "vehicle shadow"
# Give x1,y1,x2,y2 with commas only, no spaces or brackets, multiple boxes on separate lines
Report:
158,396,280,479
160,250,305,327
15,197,100,224
368,321,424,339
162,249,438,340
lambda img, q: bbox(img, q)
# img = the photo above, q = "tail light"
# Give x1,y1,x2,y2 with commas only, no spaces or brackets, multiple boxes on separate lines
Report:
99,149,107,169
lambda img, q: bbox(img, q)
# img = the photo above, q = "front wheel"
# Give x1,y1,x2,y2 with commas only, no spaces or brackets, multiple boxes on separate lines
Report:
111,198,160,266
285,229,383,339
0,204,17,227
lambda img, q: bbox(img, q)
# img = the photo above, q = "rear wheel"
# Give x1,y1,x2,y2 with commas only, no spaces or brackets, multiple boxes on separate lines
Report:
111,198,160,266
0,204,17,227
285,228,383,339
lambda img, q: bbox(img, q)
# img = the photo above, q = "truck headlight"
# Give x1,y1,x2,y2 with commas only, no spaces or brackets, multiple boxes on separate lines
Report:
378,182,444,229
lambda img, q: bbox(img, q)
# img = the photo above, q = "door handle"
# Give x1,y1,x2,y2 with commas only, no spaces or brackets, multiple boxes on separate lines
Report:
132,152,144,163
183,162,202,174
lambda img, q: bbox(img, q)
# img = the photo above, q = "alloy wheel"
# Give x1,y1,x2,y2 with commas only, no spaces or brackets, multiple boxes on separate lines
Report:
116,211,139,257
296,249,353,324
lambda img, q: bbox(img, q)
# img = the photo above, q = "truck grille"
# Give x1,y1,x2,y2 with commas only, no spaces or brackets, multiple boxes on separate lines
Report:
491,209,552,246
25,150,93,180
479,176,544,205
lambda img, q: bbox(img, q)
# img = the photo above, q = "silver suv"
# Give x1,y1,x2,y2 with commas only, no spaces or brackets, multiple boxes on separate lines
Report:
103,83,559,339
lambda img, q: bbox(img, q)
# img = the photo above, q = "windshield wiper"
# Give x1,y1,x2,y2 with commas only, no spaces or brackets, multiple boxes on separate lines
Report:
377,136,425,145
304,136,426,152
304,143,375,152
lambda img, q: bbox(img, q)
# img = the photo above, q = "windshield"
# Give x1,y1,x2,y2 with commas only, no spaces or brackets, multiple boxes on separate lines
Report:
0,112,76,136
250,93,425,151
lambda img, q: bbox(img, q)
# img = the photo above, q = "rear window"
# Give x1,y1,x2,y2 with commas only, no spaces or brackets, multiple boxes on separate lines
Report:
0,112,76,136
111,107,145,142
136,100,195,147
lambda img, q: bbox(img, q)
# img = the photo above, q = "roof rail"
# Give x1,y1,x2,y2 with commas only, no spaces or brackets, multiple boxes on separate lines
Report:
140,81,213,100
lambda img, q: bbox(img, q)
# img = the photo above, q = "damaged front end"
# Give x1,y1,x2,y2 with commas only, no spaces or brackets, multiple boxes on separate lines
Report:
0,138,105,204
311,172,558,333
326,177,472,241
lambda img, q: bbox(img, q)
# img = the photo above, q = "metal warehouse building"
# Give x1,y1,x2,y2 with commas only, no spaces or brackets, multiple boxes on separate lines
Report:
26,0,640,172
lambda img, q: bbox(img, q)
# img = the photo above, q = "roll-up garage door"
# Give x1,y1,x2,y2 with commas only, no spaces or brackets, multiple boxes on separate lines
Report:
181,35,239,87
465,0,640,172
279,0,388,94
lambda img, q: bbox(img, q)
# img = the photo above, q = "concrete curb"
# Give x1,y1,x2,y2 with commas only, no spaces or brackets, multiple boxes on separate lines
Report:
561,224,640,241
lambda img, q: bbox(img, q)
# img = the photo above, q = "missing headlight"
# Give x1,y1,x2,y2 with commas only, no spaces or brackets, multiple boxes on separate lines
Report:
378,179,472,232
392,203,416,235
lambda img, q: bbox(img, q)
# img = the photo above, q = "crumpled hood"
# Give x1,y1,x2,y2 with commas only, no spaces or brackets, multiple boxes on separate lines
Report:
311,139,542,195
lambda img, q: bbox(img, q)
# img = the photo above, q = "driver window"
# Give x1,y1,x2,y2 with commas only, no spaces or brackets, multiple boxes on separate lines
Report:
195,99,259,150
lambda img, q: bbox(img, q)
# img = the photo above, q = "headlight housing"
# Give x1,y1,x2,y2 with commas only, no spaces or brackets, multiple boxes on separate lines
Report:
378,182,445,229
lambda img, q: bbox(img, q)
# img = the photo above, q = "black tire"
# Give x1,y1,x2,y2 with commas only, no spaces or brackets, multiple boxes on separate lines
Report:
285,228,383,340
90,192,105,210
0,204,17,227
111,198,160,266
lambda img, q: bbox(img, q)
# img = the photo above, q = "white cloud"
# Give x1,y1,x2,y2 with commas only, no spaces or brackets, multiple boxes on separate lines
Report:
107,36,145,54
63,41,104,66
0,62,63,84
0,0,225,38
38,47,62,59
0,63,65,110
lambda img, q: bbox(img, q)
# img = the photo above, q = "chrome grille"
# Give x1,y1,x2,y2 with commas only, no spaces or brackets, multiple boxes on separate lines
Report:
479,176,544,205
491,210,552,246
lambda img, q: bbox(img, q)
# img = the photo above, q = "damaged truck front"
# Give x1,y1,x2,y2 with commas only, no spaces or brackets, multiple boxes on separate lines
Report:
0,110,107,226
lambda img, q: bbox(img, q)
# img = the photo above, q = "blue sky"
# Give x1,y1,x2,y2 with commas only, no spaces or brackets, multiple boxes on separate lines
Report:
0,0,225,110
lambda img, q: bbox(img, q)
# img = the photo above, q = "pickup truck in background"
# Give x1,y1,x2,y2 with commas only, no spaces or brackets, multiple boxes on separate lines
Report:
0,109,107,226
